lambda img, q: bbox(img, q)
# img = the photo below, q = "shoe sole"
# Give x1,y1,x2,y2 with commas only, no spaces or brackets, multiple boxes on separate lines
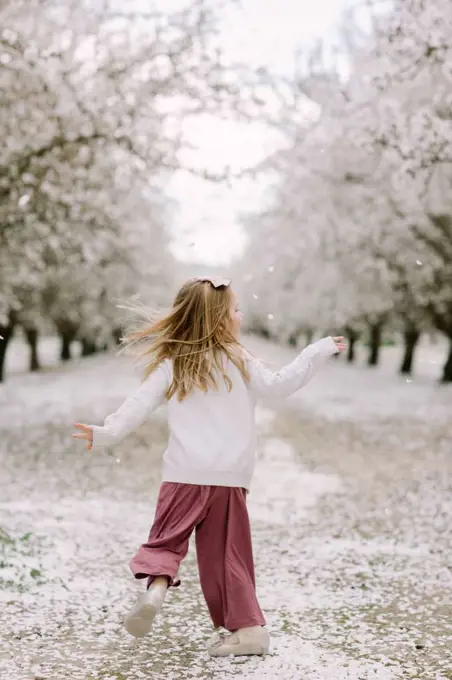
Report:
208,641,269,658
124,602,158,638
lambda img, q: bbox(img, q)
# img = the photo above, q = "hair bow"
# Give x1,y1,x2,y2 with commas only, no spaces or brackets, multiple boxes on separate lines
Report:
197,276,231,288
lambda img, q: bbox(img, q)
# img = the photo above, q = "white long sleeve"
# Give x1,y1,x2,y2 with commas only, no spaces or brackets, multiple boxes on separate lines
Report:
82,338,338,491
90,362,169,448
245,336,338,399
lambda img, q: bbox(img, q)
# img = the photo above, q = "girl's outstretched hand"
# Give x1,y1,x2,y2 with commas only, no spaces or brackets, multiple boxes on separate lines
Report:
333,336,346,352
72,423,93,450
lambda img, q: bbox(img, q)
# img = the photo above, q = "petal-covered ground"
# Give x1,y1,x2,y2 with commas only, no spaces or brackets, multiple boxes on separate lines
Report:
0,336,451,680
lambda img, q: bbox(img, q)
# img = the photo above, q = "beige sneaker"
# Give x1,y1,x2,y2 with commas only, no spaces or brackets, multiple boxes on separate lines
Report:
124,579,168,638
208,626,270,657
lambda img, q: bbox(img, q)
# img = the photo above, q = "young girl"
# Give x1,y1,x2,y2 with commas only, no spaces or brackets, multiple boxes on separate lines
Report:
72,276,345,657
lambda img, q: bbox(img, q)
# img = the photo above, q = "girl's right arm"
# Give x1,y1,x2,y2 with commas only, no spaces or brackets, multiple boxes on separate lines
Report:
245,336,342,399
73,362,169,449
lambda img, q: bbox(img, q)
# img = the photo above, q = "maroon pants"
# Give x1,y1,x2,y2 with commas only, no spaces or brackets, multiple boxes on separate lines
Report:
129,482,266,631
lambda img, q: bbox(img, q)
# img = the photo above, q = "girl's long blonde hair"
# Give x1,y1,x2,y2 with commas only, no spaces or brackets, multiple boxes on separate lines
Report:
120,278,249,401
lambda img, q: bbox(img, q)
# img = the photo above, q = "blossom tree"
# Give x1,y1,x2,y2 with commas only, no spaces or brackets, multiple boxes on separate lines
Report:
0,0,275,380
237,0,452,381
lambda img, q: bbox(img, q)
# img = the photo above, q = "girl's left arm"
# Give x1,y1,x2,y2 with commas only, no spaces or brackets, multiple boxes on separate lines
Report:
245,336,340,399
88,362,169,448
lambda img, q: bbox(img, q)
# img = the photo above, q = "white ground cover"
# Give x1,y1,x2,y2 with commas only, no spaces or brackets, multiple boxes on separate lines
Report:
0,336,450,680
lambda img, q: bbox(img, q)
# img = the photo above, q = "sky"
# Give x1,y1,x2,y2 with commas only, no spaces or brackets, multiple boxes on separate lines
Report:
168,0,352,266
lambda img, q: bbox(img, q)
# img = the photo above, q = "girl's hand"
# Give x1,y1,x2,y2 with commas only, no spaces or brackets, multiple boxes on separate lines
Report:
333,336,346,352
72,423,93,450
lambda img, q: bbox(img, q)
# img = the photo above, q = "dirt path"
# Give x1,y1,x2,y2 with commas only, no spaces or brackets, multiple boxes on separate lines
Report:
0,339,450,679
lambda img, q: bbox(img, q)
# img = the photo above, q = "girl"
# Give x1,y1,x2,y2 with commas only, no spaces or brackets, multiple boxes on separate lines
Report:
72,276,346,657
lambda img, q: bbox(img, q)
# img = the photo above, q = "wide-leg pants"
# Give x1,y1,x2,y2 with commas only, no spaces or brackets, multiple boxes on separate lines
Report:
129,482,266,631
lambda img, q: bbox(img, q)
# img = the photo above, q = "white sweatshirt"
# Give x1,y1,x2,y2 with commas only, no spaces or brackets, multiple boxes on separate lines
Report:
90,337,338,491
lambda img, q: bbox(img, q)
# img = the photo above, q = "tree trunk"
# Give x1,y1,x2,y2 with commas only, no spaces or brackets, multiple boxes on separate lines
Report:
429,309,452,383
24,327,41,372
256,326,270,339
56,319,79,362
60,333,72,361
288,332,298,347
81,338,97,357
368,322,383,366
112,327,123,346
400,328,420,375
305,329,314,345
0,319,15,382
441,337,452,383
345,326,360,363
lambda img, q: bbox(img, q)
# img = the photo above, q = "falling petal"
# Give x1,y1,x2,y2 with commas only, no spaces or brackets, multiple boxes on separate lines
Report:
268,313,274,320
416,260,422,266
18,194,31,208
268,265,275,273
253,294,259,299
